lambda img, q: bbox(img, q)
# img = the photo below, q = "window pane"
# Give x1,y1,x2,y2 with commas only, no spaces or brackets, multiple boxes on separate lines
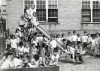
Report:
24,0,34,8
48,9,57,17
82,9,91,22
93,1,100,9
48,0,57,9
82,1,90,9
93,10,100,22
36,9,46,21
36,0,46,9
48,18,58,22
82,16,91,22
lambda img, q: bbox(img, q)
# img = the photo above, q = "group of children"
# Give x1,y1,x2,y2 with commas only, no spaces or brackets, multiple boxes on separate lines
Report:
0,5,60,69
0,5,100,69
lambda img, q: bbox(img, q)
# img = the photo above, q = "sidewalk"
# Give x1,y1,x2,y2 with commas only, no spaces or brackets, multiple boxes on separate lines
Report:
59,55,100,71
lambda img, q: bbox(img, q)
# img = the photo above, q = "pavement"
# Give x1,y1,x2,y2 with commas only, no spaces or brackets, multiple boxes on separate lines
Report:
59,55,100,71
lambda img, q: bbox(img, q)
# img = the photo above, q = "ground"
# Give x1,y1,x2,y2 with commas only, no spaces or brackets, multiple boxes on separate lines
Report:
59,55,100,71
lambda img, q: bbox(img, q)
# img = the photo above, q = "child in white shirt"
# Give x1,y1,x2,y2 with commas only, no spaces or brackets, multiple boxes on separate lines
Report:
82,32,88,51
49,48,59,66
91,36,96,56
28,54,39,68
10,35,18,49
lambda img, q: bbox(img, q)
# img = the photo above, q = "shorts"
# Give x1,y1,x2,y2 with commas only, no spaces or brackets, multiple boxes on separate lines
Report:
87,43,92,49
83,42,87,48
77,41,81,44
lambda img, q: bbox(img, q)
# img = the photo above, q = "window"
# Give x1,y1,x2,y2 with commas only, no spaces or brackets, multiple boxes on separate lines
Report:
24,0,58,23
82,0,91,22
48,0,58,22
3,9,6,12
36,0,46,21
93,1,100,22
25,0,34,8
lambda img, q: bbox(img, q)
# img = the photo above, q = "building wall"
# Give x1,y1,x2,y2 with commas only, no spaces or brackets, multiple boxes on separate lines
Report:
41,0,82,32
6,0,24,34
6,0,100,34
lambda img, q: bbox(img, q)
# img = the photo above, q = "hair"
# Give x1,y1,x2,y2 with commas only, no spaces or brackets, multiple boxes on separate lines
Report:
33,54,39,61
62,33,65,37
96,33,99,35
73,31,76,34
77,33,80,36
53,47,58,52
19,42,23,46
84,31,87,34
42,43,46,48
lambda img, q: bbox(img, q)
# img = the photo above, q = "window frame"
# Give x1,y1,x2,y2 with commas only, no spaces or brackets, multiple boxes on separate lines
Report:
82,0,100,23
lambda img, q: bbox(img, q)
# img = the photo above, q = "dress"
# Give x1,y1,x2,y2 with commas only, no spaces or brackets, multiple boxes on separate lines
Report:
31,16,39,26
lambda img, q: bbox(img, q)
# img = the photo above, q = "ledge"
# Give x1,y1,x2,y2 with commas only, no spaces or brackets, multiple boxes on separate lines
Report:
39,22,59,25
81,22,100,24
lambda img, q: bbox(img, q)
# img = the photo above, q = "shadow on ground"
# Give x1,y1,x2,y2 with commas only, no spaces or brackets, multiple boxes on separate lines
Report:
59,59,82,65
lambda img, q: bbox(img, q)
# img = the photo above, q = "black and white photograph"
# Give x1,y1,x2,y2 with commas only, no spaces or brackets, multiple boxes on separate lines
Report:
0,0,100,71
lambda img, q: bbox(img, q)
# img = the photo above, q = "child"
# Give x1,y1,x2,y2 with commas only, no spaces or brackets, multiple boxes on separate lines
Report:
31,43,38,56
0,52,15,69
82,31,88,51
17,42,24,58
39,43,46,67
50,38,57,55
31,12,39,26
10,35,18,49
24,44,30,54
49,48,59,66
95,33,100,57
26,5,35,22
77,33,81,44
6,36,11,46
91,36,96,56
23,55,31,68
72,31,78,46
28,54,39,68
69,44,76,63
13,56,23,68
45,52,51,66
75,42,84,63
66,32,72,43
87,33,92,55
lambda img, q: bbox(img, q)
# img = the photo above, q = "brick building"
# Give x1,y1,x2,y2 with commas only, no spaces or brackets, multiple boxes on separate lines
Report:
6,0,100,35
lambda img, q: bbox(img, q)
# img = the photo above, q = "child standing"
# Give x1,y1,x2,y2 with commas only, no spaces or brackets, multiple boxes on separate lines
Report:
87,33,92,55
95,33,100,57
82,31,88,51
91,36,96,56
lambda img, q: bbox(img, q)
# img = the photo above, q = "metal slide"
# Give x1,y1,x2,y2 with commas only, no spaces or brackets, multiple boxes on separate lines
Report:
34,25,65,52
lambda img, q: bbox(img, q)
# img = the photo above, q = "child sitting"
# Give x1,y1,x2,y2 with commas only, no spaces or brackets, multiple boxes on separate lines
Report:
31,43,38,56
49,48,59,66
74,42,84,63
28,54,39,68
17,42,24,59
24,44,30,54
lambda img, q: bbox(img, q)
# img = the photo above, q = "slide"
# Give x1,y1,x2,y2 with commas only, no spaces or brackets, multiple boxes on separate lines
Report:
34,25,65,52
